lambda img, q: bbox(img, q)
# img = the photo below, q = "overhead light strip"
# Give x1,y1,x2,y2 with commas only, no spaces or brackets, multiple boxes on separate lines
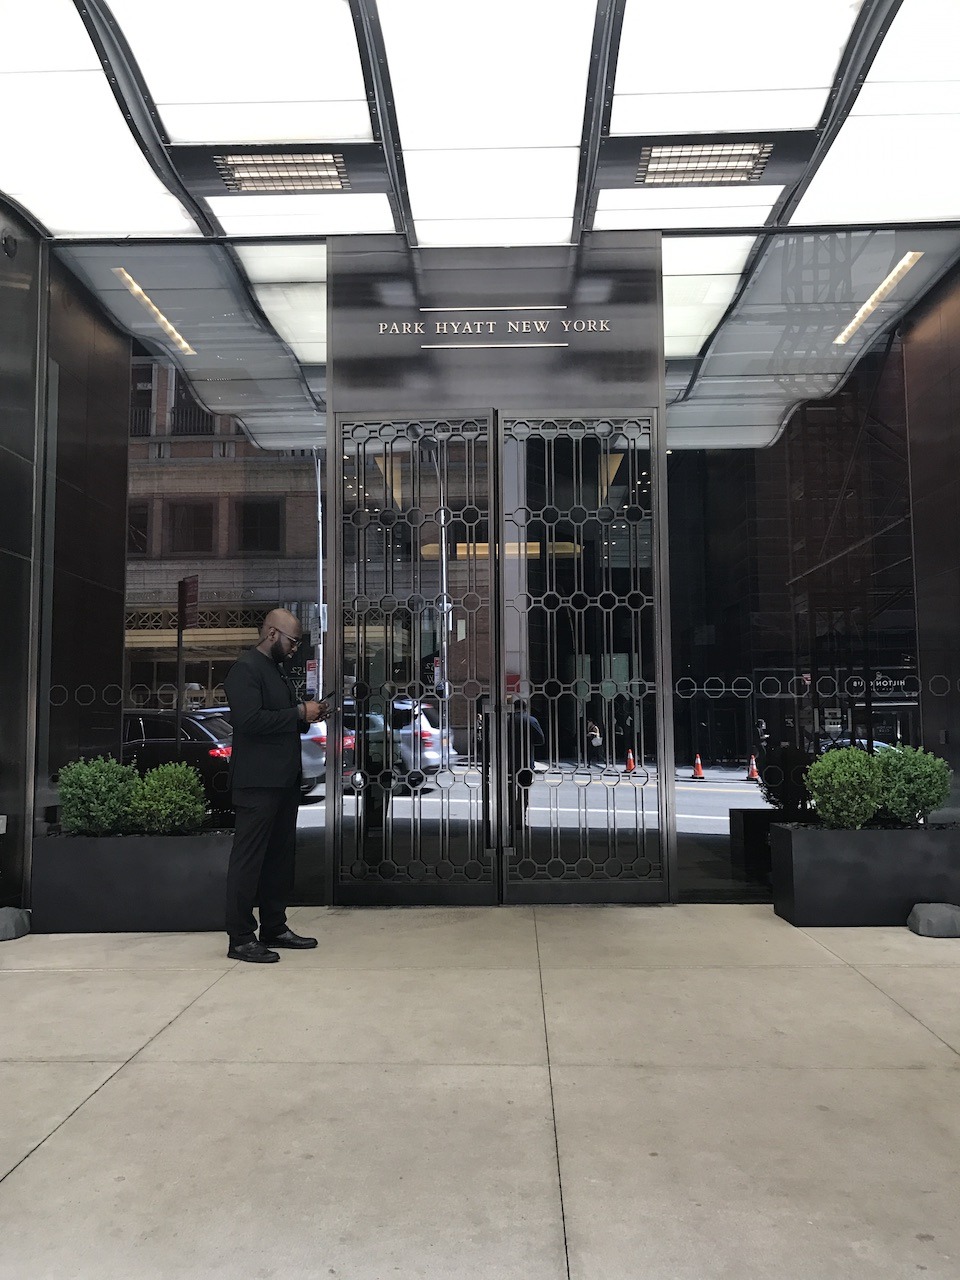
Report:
112,267,196,354
637,142,773,187
833,251,924,345
214,152,349,193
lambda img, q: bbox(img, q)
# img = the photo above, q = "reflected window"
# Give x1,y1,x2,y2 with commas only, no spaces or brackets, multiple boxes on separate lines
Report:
235,497,283,555
166,500,215,555
127,502,149,555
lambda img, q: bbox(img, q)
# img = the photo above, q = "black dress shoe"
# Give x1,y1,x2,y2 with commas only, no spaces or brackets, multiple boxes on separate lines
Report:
228,940,280,963
260,928,318,949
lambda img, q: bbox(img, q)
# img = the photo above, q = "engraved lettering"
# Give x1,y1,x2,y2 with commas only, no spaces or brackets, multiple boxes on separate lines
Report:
533,319,550,333
508,320,521,332
378,323,389,334
521,320,532,332
598,319,610,331
435,321,448,334
561,319,572,332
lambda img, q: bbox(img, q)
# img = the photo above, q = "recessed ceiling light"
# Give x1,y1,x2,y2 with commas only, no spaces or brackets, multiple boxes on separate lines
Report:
214,152,350,193
112,268,196,355
636,142,773,187
833,251,924,345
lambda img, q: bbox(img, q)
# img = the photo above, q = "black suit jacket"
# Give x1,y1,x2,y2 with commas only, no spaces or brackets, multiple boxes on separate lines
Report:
224,648,307,791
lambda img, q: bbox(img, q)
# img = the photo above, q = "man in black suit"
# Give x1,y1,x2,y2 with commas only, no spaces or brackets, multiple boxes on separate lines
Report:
224,609,325,963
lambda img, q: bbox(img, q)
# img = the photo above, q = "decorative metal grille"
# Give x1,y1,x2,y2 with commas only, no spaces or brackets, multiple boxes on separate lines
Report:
337,417,494,891
334,414,663,903
502,417,661,888
126,606,263,631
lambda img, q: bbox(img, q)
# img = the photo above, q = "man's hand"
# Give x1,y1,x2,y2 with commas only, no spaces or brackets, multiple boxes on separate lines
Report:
302,700,323,724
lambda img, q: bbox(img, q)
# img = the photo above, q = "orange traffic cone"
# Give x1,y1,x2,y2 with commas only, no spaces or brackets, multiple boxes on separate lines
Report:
745,754,760,781
625,748,635,773
691,753,705,780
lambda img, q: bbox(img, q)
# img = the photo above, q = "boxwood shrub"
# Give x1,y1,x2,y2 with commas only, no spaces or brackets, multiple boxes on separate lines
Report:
876,746,951,827
58,757,143,836
132,762,207,835
805,744,952,829
804,748,883,829
58,757,208,836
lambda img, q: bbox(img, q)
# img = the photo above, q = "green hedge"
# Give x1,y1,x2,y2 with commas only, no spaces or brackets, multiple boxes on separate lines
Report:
58,758,143,836
805,745,952,829
58,757,207,837
876,746,951,826
132,762,207,835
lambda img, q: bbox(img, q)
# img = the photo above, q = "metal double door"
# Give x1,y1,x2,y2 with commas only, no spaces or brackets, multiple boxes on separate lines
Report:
329,411,667,905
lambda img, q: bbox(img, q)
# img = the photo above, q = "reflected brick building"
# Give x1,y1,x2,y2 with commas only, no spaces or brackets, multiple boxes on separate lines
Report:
124,357,319,706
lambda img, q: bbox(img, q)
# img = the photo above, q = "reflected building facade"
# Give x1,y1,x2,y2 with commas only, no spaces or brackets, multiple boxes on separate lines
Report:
123,356,319,707
669,336,920,772
4,204,960,911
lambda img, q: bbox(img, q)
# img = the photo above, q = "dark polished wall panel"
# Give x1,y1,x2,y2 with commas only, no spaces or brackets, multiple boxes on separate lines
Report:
904,265,960,782
38,263,131,800
0,207,41,903
328,233,663,415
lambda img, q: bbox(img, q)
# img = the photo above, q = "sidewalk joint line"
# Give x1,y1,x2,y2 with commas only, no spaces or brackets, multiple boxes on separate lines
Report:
535,907,572,1280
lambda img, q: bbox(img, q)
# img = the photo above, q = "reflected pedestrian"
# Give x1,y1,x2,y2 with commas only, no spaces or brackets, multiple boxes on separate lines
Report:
506,696,544,833
587,719,603,767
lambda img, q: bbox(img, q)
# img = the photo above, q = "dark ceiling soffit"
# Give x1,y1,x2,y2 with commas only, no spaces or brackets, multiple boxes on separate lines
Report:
348,0,417,246
675,0,907,405
50,220,960,250
0,190,51,239
71,0,222,237
573,0,627,245
596,130,818,189
168,142,392,197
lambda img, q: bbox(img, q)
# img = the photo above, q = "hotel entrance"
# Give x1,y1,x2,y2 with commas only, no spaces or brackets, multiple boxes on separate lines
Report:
324,233,671,904
328,411,668,904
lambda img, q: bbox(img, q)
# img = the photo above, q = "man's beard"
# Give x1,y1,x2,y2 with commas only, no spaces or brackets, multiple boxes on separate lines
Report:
270,639,287,664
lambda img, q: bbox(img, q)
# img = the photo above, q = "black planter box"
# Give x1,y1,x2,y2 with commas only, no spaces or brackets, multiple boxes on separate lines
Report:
30,834,232,933
729,808,785,881
770,823,960,927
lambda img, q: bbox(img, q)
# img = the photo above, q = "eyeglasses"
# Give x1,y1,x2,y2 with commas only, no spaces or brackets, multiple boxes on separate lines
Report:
273,628,300,650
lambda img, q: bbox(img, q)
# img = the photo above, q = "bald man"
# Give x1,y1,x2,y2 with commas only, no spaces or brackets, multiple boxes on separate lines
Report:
223,610,325,962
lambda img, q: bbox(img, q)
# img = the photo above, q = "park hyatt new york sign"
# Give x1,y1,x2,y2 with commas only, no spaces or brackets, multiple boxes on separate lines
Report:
376,307,613,349
328,235,662,413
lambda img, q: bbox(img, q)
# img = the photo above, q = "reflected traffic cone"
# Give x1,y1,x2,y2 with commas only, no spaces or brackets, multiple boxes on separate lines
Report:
691,753,705,780
625,748,635,773
745,754,760,781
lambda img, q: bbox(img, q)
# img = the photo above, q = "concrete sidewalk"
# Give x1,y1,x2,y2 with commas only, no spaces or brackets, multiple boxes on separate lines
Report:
2,905,960,1278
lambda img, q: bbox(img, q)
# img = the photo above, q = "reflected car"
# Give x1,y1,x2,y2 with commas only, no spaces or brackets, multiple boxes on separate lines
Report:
300,719,357,792
816,736,897,754
209,706,351,794
390,699,460,772
121,709,234,815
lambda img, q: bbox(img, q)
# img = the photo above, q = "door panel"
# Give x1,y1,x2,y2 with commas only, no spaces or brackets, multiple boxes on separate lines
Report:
331,413,666,905
334,416,498,903
498,417,663,902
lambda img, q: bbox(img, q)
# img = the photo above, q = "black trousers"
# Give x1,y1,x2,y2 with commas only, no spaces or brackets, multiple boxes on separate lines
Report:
225,786,299,944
